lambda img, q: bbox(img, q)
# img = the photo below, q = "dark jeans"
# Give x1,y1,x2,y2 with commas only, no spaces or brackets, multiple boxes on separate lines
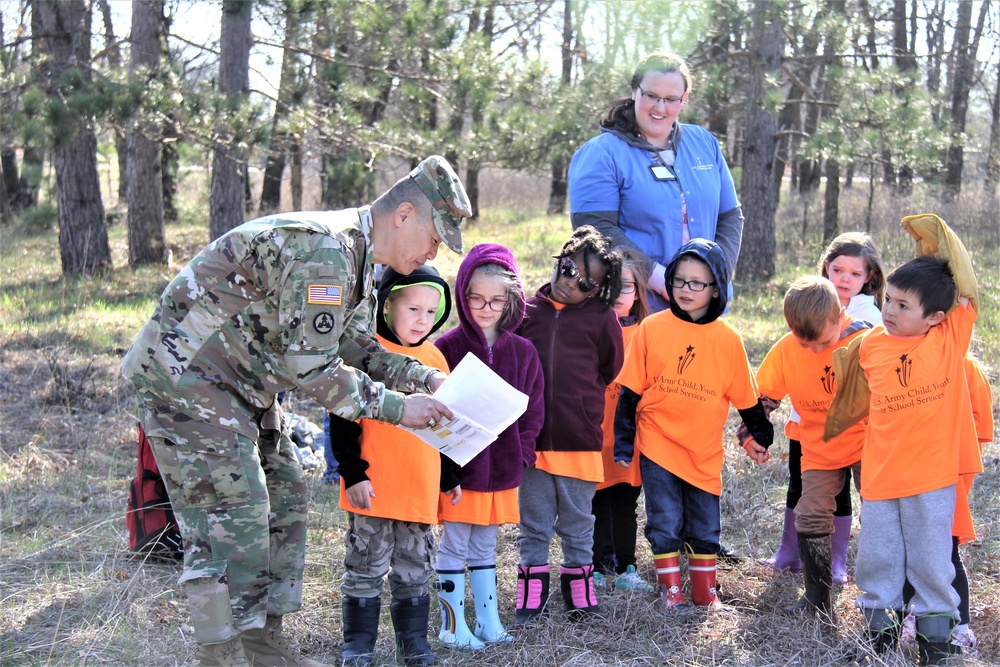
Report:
785,439,852,516
591,482,642,574
639,454,720,555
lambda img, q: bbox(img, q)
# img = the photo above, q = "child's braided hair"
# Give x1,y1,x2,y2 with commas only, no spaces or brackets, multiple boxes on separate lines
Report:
555,226,623,309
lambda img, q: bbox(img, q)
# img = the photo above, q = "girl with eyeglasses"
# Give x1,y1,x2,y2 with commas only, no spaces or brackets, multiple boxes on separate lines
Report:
614,239,772,612
590,252,656,594
514,225,625,623
432,244,544,649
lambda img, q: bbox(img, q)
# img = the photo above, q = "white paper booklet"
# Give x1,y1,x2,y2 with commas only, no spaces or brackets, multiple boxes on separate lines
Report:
403,352,529,466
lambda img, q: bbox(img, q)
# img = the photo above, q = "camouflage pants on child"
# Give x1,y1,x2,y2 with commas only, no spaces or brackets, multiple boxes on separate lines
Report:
138,394,308,645
342,513,435,600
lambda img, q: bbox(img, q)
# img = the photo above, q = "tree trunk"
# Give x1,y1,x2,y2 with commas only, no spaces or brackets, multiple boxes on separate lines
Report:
0,156,12,224
985,62,1000,193
738,0,782,280
35,0,112,275
943,0,987,199
823,159,840,242
127,0,167,265
209,0,251,241
290,134,303,211
259,1,303,215
97,0,127,205
548,0,572,215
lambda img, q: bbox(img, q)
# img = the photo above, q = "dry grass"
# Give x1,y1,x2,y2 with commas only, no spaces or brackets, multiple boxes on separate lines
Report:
1,178,998,665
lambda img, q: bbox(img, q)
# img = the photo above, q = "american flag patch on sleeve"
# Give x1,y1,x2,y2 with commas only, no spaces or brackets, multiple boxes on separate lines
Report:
308,285,343,305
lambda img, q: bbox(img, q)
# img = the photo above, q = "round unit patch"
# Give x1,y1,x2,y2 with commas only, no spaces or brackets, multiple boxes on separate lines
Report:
313,312,335,334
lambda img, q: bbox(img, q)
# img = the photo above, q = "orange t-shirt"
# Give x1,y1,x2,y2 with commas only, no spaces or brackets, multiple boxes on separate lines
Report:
615,311,760,495
340,338,449,524
535,450,603,483
755,318,867,472
439,488,519,525
953,355,993,543
599,324,642,490
859,303,979,501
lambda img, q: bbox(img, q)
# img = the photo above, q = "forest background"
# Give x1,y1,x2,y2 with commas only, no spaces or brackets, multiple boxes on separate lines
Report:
1,0,999,665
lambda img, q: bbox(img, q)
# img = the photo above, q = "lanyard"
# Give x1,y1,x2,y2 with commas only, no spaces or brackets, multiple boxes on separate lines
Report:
648,149,689,241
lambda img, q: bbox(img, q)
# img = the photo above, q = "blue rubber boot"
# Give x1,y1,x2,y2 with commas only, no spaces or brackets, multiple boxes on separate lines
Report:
435,570,484,650
469,565,513,643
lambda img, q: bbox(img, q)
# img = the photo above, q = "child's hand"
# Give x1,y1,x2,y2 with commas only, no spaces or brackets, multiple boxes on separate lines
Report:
742,438,770,465
346,481,376,510
616,460,631,469
445,485,462,505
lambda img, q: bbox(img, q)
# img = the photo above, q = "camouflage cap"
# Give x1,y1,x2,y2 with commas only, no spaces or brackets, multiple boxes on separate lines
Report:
408,155,471,254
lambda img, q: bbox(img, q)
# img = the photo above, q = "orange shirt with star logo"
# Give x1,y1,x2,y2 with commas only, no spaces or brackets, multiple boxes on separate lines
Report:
858,303,979,501
615,311,759,495
754,317,868,472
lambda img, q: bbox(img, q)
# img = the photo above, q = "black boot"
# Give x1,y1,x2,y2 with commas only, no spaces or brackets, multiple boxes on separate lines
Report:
341,596,381,666
916,614,959,665
864,607,903,655
783,534,834,621
390,596,438,666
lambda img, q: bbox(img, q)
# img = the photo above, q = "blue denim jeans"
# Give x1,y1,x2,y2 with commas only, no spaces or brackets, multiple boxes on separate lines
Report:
639,454,720,555
322,412,340,483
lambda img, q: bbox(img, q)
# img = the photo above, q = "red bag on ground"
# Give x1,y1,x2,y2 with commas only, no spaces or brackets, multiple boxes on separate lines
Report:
125,423,183,560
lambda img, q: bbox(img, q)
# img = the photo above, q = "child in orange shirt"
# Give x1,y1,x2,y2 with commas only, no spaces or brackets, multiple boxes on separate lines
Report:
764,233,885,584
332,266,461,667
614,239,773,611
901,353,993,655
591,253,655,592
746,277,873,618
826,214,979,665
516,226,624,622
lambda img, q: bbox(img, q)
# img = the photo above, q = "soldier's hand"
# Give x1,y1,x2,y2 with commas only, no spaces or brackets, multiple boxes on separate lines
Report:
427,371,447,393
445,485,462,505
346,481,375,510
400,394,454,429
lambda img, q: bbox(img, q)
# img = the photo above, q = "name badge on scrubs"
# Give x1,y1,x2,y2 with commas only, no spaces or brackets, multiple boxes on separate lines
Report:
649,164,675,181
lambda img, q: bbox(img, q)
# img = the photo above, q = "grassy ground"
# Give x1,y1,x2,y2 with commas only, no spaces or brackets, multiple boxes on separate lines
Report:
1,185,998,666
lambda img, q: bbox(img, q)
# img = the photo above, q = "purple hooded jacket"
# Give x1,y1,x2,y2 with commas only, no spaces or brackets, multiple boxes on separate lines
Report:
434,244,545,493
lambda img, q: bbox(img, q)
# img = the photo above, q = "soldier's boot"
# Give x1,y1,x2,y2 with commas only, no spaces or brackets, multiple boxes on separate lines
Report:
831,515,852,585
195,636,252,667
688,553,724,610
242,615,333,667
653,552,688,610
390,595,438,666
341,596,381,667
864,607,904,655
559,564,601,621
784,534,835,622
513,564,549,625
435,570,484,649
916,614,960,665
469,565,513,643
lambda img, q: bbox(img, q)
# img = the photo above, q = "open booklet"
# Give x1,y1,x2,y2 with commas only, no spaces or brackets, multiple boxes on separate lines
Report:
402,352,529,467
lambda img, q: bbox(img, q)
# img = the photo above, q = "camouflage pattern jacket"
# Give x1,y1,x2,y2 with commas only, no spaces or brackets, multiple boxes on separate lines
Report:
121,208,438,443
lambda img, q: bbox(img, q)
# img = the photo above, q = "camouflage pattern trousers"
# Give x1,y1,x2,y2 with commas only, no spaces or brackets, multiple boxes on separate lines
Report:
342,513,435,600
138,395,308,645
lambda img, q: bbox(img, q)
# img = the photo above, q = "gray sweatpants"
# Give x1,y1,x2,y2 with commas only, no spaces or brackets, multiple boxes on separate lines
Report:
517,466,596,567
437,521,500,571
855,485,960,619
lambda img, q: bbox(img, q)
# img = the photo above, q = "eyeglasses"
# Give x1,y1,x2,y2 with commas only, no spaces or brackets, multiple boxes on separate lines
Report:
556,257,600,294
467,295,508,312
669,277,715,292
637,85,684,107
620,282,637,295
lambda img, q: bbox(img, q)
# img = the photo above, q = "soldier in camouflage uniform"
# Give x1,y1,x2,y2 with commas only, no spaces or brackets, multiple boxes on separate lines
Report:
120,156,471,667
